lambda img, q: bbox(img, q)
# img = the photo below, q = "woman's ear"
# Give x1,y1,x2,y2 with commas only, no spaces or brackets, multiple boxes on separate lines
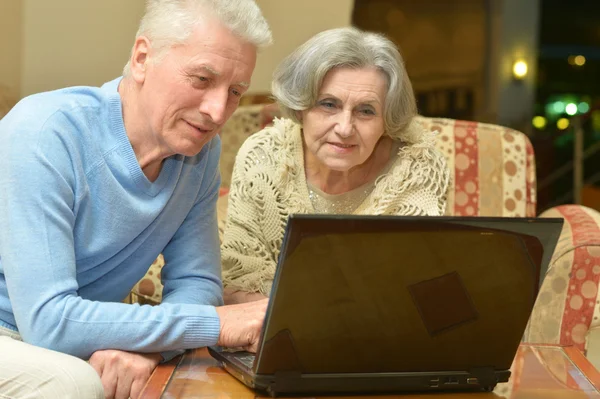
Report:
295,110,303,123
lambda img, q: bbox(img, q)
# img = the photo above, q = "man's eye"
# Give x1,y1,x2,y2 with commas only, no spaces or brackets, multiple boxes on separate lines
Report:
231,88,241,97
359,108,375,115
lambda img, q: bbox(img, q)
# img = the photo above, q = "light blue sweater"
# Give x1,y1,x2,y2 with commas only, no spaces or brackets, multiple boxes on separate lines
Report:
0,78,223,360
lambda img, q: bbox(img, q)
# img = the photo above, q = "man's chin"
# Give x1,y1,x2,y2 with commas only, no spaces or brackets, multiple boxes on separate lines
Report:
179,137,215,157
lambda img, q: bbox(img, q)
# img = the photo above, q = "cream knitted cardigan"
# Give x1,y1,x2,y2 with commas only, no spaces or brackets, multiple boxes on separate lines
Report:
221,117,450,295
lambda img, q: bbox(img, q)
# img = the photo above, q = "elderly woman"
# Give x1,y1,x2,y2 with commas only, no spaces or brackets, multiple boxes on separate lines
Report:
221,27,450,304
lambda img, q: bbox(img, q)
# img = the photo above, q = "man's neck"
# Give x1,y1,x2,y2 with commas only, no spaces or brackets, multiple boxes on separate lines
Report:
118,78,165,182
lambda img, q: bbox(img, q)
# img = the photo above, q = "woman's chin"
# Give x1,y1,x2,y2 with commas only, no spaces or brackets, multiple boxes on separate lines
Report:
321,161,357,173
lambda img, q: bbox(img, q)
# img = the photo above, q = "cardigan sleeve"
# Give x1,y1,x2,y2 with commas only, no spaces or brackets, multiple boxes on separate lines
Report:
220,135,285,296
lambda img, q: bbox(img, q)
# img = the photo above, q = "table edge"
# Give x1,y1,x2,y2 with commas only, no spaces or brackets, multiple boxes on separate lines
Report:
563,346,600,390
137,354,183,399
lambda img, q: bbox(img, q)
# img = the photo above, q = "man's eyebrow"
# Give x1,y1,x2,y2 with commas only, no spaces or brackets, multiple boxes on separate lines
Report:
188,64,249,88
189,65,220,76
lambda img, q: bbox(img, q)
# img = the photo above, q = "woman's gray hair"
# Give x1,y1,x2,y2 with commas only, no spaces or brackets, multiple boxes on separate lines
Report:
272,27,416,140
123,0,272,76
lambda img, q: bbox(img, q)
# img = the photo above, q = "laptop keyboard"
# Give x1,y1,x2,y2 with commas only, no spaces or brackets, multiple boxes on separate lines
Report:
230,352,256,369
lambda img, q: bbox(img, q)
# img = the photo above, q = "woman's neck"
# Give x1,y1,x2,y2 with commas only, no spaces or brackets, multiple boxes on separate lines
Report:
305,136,395,195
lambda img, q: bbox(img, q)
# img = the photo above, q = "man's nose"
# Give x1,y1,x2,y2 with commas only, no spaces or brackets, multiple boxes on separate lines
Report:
198,89,229,125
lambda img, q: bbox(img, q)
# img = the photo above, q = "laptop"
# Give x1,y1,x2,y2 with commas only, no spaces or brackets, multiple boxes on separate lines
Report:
209,214,563,396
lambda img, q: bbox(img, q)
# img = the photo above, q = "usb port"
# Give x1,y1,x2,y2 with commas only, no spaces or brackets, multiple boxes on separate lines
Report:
444,377,459,385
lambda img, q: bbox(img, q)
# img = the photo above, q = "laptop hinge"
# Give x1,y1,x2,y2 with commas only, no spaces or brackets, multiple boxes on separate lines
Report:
273,369,302,392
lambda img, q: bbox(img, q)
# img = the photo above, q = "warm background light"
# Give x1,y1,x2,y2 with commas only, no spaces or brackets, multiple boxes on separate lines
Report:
532,116,547,129
568,55,586,66
512,60,528,79
557,118,570,130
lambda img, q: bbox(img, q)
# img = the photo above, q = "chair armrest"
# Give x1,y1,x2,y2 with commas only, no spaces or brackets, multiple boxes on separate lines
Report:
524,205,600,356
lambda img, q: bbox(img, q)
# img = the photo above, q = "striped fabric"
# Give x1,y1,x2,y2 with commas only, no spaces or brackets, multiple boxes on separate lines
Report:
418,117,536,217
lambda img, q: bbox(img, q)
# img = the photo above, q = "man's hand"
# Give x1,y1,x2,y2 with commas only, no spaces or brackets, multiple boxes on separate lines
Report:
89,349,162,399
223,286,268,305
215,298,268,352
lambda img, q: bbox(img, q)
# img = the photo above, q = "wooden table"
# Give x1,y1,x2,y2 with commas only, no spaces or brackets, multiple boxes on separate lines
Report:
138,344,600,398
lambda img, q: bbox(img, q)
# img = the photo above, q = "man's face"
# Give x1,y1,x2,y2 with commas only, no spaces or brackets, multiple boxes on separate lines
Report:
138,19,257,157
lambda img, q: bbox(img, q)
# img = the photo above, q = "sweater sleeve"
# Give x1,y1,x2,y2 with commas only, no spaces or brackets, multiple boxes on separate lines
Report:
0,116,220,359
220,136,283,296
157,139,223,363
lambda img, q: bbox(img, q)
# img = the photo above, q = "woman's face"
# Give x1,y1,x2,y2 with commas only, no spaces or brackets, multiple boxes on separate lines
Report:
301,67,387,172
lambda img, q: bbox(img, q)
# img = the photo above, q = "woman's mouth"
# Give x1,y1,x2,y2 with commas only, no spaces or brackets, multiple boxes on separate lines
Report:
327,142,356,153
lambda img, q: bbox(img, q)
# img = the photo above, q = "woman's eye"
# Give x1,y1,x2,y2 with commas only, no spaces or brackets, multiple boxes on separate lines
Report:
359,108,375,115
320,101,335,109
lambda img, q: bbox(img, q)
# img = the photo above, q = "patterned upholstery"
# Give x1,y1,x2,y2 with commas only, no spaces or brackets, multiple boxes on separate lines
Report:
128,105,600,362
525,205,600,354
419,117,536,217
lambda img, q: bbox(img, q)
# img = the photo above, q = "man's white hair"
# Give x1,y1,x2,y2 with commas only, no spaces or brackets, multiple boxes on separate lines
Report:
123,0,272,76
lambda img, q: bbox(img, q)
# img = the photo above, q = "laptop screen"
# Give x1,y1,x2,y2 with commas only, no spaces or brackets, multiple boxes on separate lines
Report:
255,215,562,375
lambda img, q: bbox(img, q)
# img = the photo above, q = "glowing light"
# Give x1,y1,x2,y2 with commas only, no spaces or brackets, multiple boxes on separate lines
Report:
566,103,578,116
512,60,528,79
574,55,586,66
557,118,570,130
578,102,590,113
532,116,547,129
553,101,566,114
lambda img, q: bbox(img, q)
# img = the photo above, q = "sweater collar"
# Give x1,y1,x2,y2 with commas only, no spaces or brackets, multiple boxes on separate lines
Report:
100,77,175,197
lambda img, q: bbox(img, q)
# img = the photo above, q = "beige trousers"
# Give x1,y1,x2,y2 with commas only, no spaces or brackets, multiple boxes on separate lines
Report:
0,326,104,399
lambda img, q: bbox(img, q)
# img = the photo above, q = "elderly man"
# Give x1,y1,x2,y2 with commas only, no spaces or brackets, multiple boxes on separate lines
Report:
0,1,272,398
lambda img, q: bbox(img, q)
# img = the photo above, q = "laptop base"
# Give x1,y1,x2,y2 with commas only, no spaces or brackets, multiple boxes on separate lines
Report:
210,347,508,397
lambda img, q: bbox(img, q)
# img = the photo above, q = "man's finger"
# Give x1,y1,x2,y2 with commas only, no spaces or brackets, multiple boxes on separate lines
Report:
130,377,149,399
100,364,119,399
114,371,134,399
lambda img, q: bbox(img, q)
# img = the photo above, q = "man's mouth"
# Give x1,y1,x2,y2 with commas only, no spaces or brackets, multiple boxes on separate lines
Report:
186,120,212,134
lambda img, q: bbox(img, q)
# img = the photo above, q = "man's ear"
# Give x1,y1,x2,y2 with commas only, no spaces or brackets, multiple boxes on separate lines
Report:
130,36,152,84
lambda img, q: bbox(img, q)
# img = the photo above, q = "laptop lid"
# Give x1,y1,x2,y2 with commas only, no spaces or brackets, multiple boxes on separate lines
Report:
253,215,563,376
